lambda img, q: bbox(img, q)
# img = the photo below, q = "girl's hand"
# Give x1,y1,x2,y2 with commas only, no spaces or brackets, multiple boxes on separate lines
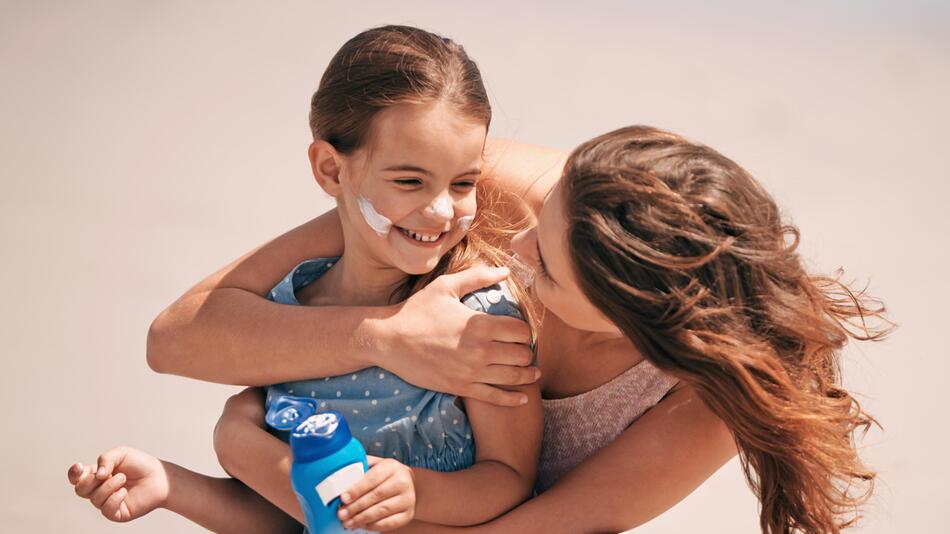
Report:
337,455,416,531
67,446,169,522
381,266,539,407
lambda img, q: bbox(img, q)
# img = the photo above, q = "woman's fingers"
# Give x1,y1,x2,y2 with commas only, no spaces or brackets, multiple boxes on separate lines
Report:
474,314,532,346
436,266,510,299
345,494,412,529
464,382,529,407
483,363,540,387
90,473,126,508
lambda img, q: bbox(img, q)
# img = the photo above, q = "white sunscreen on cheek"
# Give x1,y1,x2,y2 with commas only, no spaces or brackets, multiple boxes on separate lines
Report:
425,196,454,219
457,215,475,232
357,195,393,236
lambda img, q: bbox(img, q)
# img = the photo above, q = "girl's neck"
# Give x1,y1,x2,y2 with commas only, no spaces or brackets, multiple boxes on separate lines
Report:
299,248,409,307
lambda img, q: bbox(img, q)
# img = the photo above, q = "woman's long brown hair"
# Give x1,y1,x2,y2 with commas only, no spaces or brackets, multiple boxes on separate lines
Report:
308,25,538,330
564,126,892,534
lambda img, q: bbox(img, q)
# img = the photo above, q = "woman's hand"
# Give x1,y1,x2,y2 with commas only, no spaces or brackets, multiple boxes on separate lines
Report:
376,266,539,407
338,456,416,531
67,447,170,523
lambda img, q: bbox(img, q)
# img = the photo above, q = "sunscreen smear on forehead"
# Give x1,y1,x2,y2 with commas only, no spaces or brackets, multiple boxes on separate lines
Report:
357,196,393,236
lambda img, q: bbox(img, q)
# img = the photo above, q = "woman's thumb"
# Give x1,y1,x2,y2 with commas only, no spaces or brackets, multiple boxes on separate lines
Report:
437,266,509,298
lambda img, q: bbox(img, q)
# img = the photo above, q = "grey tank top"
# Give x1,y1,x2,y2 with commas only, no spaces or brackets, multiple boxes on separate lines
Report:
536,359,679,493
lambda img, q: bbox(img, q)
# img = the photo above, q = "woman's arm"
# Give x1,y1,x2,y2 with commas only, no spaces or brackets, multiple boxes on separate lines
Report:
146,211,536,406
400,385,737,534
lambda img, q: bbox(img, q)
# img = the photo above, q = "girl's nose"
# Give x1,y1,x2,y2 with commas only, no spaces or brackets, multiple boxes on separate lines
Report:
423,194,454,221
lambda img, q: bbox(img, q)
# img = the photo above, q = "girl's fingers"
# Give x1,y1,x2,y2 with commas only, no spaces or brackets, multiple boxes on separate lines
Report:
73,466,106,498
90,473,127,508
364,510,414,532
96,447,128,480
100,487,128,522
118,500,132,522
344,494,411,530
339,465,388,507
67,463,86,485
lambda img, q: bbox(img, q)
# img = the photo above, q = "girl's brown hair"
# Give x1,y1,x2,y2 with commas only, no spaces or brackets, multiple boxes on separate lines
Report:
309,25,537,328
563,126,891,534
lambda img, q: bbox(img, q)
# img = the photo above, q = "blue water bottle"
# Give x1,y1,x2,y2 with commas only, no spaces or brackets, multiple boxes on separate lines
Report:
267,396,372,534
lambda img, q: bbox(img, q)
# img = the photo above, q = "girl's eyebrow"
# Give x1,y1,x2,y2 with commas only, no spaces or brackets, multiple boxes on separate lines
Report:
383,164,481,178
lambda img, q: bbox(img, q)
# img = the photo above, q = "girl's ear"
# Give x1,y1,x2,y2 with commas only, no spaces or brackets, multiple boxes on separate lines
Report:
309,140,344,196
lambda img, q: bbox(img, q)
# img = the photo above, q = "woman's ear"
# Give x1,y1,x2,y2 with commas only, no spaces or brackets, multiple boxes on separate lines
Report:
309,140,344,196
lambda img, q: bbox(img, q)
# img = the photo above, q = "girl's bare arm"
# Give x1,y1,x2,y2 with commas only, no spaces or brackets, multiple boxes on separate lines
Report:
162,462,302,534
212,389,307,524
400,385,737,534
406,380,543,526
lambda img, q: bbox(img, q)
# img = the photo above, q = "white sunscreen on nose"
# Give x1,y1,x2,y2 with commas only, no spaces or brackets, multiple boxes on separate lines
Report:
425,196,454,219
357,195,393,236
457,215,475,232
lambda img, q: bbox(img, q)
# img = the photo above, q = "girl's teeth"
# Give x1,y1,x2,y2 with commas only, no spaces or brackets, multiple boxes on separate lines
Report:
404,229,440,242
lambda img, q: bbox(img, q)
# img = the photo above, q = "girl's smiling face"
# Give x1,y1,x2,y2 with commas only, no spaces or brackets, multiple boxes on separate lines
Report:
312,101,487,276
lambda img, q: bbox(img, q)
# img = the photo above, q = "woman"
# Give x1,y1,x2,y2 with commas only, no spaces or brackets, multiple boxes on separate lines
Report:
150,127,888,533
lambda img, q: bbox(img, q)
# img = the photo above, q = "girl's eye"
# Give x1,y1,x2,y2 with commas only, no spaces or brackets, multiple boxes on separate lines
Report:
393,178,423,187
453,180,476,190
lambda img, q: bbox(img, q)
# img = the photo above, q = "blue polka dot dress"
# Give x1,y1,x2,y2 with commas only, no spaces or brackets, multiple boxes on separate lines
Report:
265,257,525,472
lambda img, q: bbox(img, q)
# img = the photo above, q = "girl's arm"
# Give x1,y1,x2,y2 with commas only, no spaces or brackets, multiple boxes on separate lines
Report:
68,446,300,534
340,382,544,528
163,462,302,534
213,389,307,524
401,385,737,534
216,381,544,529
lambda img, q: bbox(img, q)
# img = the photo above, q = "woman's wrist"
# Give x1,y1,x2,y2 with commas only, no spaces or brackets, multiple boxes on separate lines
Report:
356,303,403,369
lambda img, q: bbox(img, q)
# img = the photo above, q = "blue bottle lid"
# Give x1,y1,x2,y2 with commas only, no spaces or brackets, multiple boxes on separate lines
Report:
265,395,318,431
289,410,354,463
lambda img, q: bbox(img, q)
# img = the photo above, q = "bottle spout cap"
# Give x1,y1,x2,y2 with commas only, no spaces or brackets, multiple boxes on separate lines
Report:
265,395,318,431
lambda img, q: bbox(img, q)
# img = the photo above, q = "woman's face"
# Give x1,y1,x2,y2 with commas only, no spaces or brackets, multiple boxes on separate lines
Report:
511,181,621,334
333,101,487,275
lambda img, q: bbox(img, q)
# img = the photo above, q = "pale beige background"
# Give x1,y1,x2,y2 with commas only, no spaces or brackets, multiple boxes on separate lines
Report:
1,1,946,532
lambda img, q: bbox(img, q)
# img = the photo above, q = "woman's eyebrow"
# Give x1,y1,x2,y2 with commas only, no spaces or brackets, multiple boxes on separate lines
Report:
383,164,481,178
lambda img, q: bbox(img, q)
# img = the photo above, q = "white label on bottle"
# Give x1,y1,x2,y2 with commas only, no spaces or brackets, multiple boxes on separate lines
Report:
315,462,365,506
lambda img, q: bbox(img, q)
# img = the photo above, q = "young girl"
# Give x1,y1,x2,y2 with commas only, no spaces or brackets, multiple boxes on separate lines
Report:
68,25,542,532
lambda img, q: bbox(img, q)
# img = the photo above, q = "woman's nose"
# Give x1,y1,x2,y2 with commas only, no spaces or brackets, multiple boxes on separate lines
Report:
510,228,532,258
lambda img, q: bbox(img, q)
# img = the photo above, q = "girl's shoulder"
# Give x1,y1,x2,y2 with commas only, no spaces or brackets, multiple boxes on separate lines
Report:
268,257,340,304
461,281,523,319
